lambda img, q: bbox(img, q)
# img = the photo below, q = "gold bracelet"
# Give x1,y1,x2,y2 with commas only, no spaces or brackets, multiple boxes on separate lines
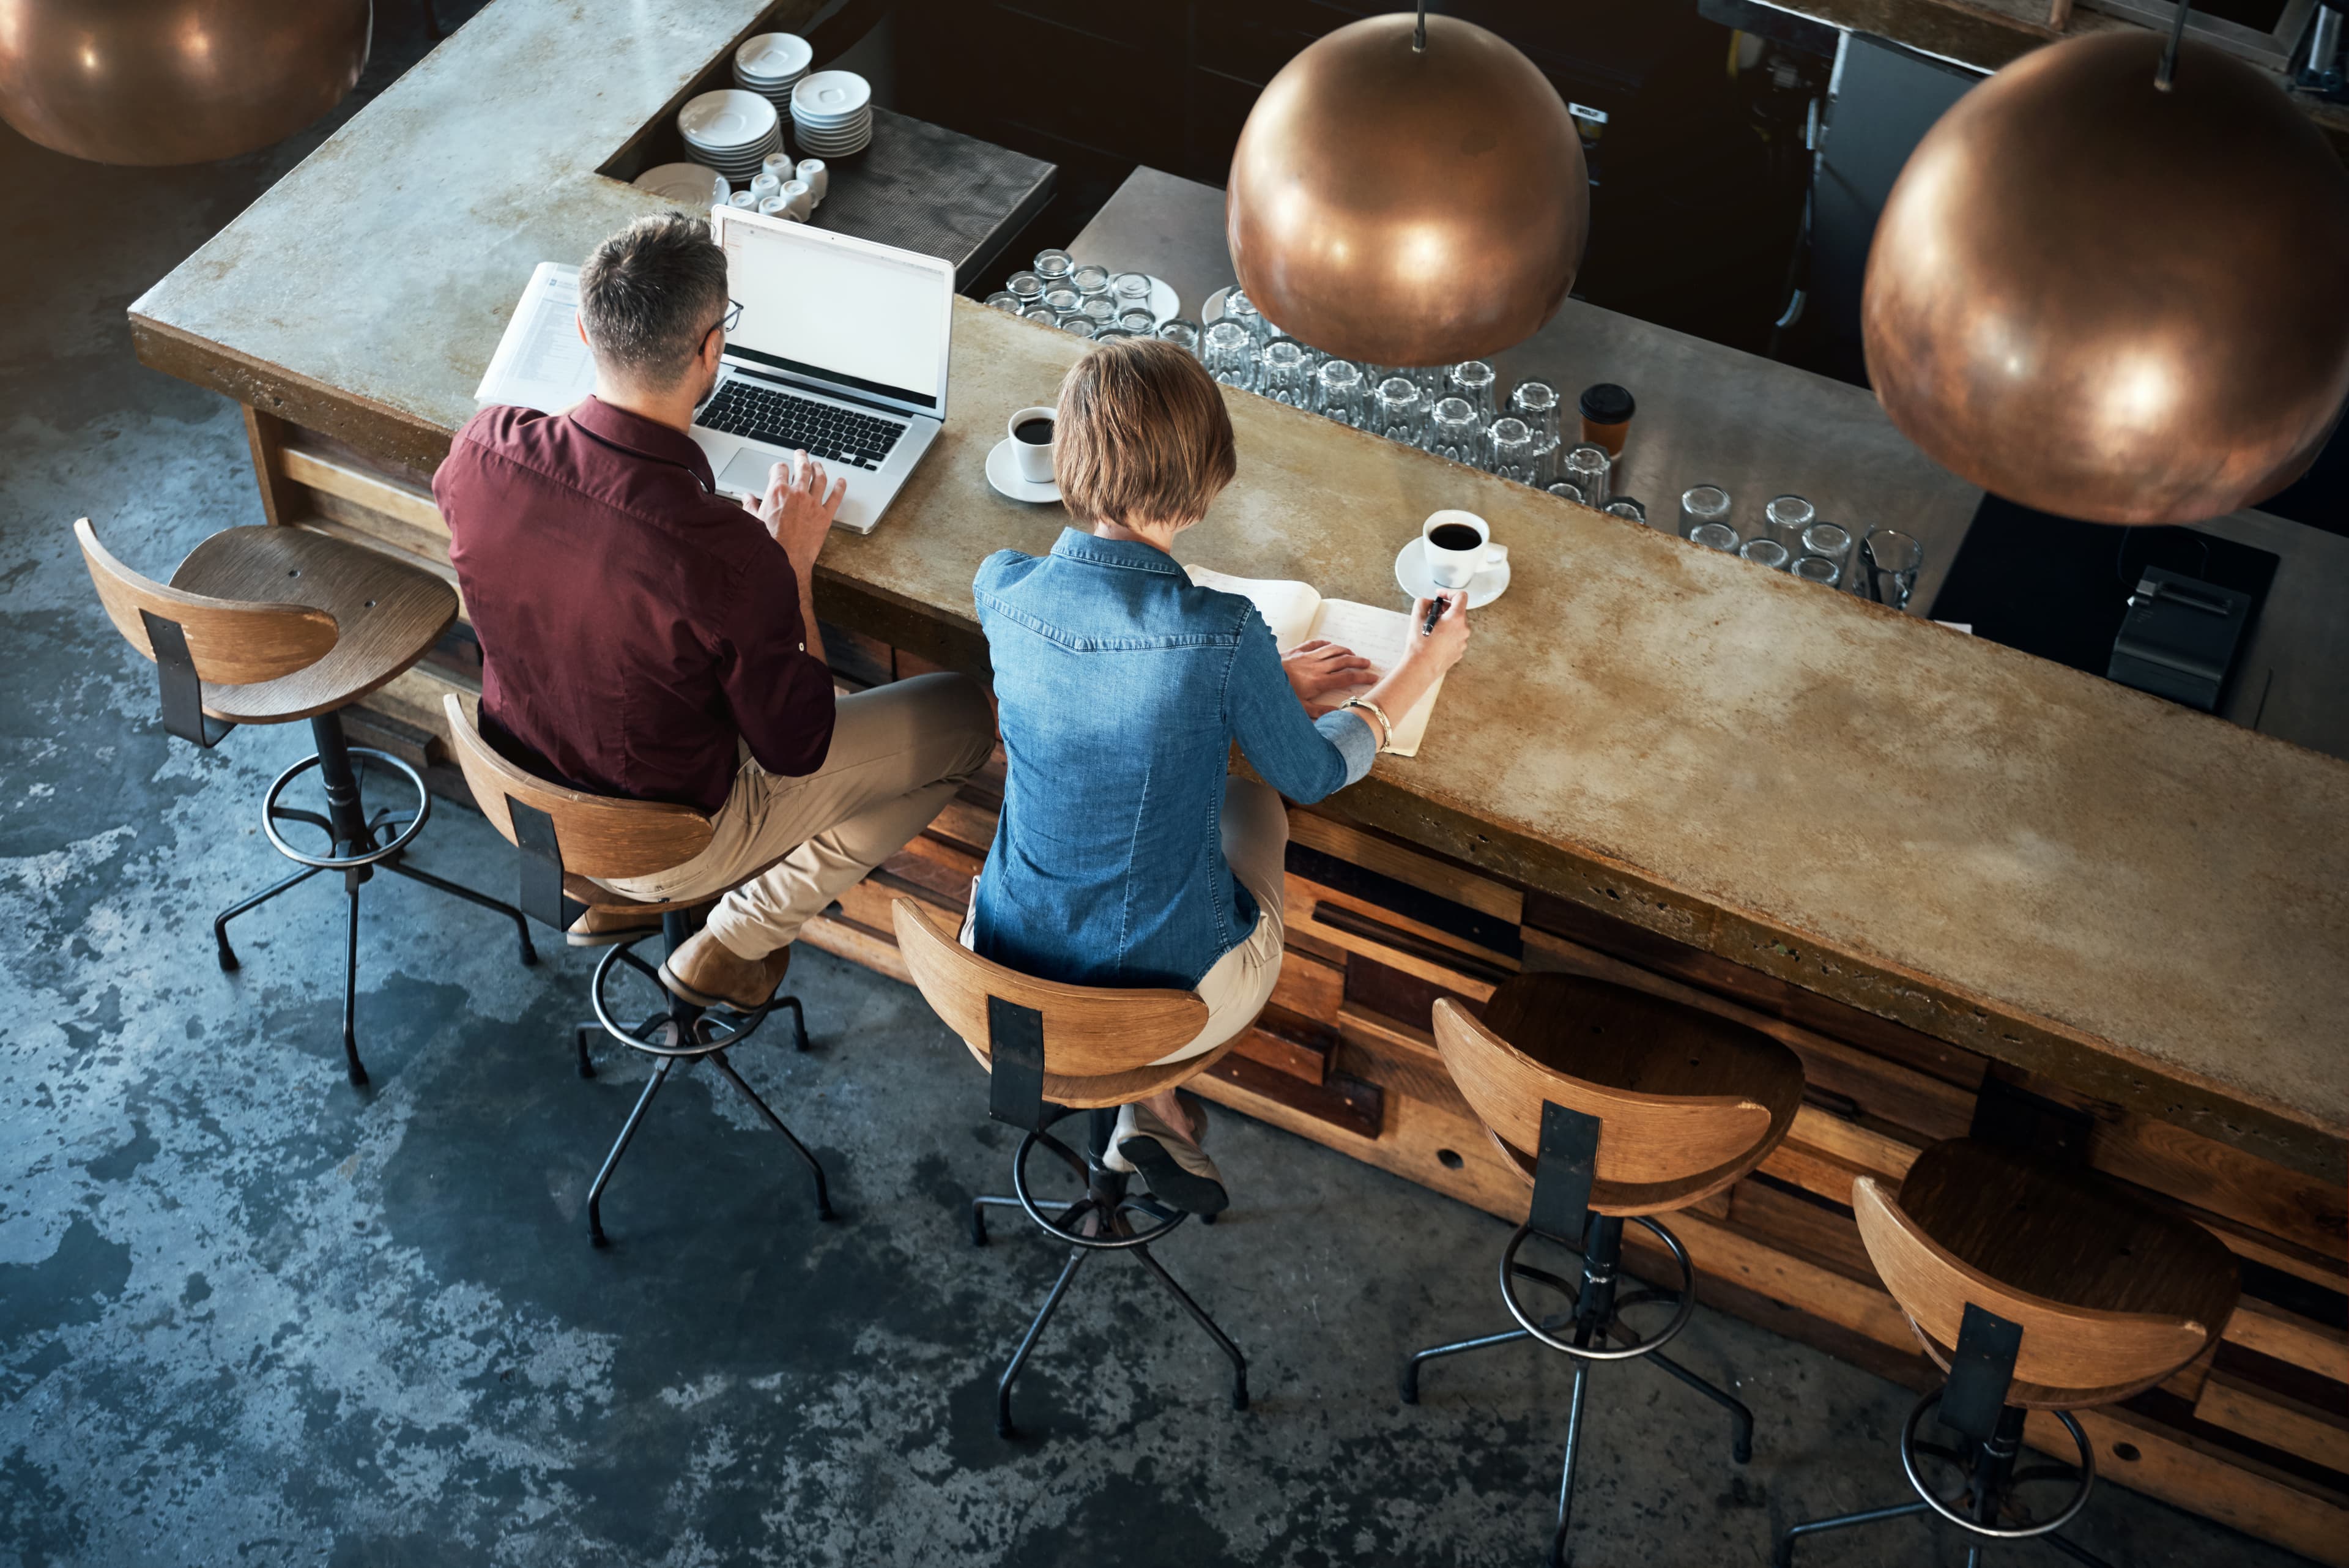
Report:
1344,696,1395,751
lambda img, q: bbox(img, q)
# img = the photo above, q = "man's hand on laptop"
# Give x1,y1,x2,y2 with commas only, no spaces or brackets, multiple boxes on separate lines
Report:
755,451,848,578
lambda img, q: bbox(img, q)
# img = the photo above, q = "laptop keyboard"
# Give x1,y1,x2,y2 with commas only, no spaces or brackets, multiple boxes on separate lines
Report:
699,381,907,471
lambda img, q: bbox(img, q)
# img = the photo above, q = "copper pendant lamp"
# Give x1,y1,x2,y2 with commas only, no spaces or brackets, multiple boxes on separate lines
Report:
1861,10,2349,524
1225,4,1588,368
0,0,371,166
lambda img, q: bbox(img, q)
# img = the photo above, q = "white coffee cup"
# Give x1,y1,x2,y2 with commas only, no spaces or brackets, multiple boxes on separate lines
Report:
762,151,795,177
795,158,828,204
751,171,782,201
1008,405,1056,485
779,179,814,220
1422,509,1504,591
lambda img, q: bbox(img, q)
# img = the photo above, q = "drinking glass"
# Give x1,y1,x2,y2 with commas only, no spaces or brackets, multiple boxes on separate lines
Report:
1510,379,1562,485
1484,416,1535,481
1679,485,1733,541
1792,555,1841,587
1799,521,1853,581
1260,337,1315,406
1447,360,1499,423
1763,494,1814,554
1081,296,1118,327
1032,248,1074,286
1071,263,1111,302
1546,480,1586,505
1561,444,1611,509
1118,308,1157,335
1042,286,1080,322
1223,288,1267,346
1202,320,1257,389
1091,327,1138,343
1006,271,1045,307
1111,272,1152,310
984,291,1020,313
1690,522,1738,553
1862,528,1925,610
1058,316,1097,339
1156,318,1203,357
1740,538,1792,570
1428,396,1483,462
1604,498,1648,525
1315,359,1369,427
1021,303,1059,324
1371,376,1430,446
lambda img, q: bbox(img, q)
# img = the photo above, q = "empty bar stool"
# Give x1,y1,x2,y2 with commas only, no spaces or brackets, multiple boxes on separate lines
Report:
1401,971,1806,1566
441,694,832,1246
889,896,1251,1440
1775,1137,2239,1566
75,518,534,1086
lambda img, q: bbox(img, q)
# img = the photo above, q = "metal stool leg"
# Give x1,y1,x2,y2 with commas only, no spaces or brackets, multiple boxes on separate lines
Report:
1400,1326,1537,1404
1644,1348,1754,1463
998,1244,1088,1440
1546,1351,1593,1567
380,855,538,967
212,864,325,970
1132,1240,1249,1411
573,1023,599,1078
1772,1500,1932,1566
338,873,366,1086
707,1049,834,1222
586,1055,675,1246
2041,1534,2116,1568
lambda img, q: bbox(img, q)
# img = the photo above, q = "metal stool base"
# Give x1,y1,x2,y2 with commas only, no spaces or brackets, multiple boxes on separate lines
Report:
213,711,536,1087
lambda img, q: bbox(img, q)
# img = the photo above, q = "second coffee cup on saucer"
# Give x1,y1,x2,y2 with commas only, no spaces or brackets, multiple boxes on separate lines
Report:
1009,405,1056,485
1423,509,1502,591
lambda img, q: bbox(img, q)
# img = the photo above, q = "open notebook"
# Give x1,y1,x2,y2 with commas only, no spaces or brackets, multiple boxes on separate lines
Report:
1186,565,1445,757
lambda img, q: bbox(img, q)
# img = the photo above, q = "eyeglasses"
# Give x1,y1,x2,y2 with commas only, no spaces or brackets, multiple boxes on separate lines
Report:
712,298,745,338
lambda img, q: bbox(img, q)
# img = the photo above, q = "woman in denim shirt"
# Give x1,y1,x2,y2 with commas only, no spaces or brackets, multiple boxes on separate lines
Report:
970,340,1470,1211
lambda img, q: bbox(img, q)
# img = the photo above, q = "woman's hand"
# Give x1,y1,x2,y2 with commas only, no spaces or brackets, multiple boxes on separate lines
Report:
1282,638,1377,716
1401,594,1472,678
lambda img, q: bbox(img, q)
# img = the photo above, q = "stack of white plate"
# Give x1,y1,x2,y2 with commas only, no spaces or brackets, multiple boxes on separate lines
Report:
732,32,811,118
791,70,873,159
633,162,730,207
679,89,782,184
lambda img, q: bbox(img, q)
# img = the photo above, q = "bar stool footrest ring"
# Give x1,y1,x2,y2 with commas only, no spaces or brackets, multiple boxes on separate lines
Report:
1899,1391,2094,1539
1497,1216,1699,1360
261,748,429,869
589,934,770,1058
1010,1108,1186,1250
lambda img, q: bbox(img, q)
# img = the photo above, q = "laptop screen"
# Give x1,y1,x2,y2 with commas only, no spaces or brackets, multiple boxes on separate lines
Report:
718,216,949,415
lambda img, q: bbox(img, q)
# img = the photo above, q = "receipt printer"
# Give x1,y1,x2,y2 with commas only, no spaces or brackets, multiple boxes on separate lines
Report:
2107,566,2252,712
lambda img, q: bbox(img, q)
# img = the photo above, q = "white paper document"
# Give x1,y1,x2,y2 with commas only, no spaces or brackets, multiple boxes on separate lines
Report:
473,262,596,412
1187,565,1446,757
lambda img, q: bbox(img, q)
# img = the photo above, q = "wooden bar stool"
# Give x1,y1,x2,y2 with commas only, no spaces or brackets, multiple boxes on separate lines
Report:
1401,971,1806,1567
890,896,1252,1440
75,518,535,1086
1774,1137,2239,1567
441,695,832,1246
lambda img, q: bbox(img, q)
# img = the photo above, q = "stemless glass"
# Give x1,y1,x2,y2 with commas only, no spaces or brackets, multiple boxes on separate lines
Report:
1792,555,1841,587
1042,286,1081,322
1447,360,1499,423
1561,443,1611,509
1799,521,1853,580
1764,494,1815,553
985,291,1020,313
1032,249,1074,286
1484,416,1535,481
1740,538,1792,570
1315,359,1370,427
1428,396,1483,462
1156,318,1203,358
1006,270,1045,308
1604,498,1647,525
1679,485,1734,541
1059,316,1097,339
1071,263,1111,302
1690,522,1739,553
1118,308,1157,335
1509,379,1562,483
1260,337,1315,406
1546,480,1586,505
1111,271,1152,310
1022,303,1059,324
1091,327,1138,343
1371,376,1430,446
1223,288,1267,346
1202,319,1257,389
1862,529,1925,610
1081,296,1118,327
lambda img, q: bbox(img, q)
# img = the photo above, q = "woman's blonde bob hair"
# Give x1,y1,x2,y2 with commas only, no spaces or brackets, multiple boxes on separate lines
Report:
1053,337,1237,529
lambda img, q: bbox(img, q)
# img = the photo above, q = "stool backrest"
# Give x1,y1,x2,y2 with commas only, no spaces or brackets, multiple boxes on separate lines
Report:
440,694,714,880
1854,1173,2216,1398
891,897,1209,1080
76,517,338,685
1433,987,1777,1194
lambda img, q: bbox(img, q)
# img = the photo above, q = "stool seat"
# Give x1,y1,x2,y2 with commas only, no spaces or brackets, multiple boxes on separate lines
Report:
1877,1137,2240,1408
173,527,456,724
561,871,713,921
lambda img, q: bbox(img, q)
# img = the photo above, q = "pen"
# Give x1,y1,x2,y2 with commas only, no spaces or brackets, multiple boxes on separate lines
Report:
1422,595,1449,637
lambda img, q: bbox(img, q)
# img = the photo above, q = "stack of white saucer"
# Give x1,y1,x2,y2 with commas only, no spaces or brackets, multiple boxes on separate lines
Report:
633,162,730,207
732,32,812,119
791,70,873,159
678,88,782,185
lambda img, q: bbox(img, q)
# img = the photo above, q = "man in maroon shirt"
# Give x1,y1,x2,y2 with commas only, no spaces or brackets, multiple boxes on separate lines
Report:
436,214,993,1010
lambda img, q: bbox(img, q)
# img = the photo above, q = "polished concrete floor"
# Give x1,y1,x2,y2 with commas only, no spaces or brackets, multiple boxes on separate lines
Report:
0,16,2313,1568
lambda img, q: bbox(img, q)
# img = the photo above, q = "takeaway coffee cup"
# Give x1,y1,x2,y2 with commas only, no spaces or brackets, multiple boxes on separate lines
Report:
1422,509,1502,591
1009,405,1056,485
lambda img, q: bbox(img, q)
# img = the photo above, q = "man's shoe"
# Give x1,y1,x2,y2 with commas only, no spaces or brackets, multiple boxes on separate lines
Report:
659,929,791,1012
1107,1094,1229,1216
566,905,665,948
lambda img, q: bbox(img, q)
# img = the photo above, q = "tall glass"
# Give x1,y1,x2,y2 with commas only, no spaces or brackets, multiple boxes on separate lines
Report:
1763,494,1814,554
1260,337,1315,406
1201,320,1256,389
1223,288,1267,347
1371,376,1430,447
1315,360,1369,427
1509,379,1562,485
1862,529,1925,610
1484,416,1535,481
1690,523,1738,553
1678,485,1732,541
1561,444,1611,509
1447,361,1499,423
1156,318,1203,358
1428,396,1483,463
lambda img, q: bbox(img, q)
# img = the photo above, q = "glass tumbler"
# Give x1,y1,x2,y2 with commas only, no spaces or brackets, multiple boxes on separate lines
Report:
1371,376,1430,446
1428,396,1483,462
1202,320,1257,389
1799,521,1853,580
1059,316,1097,339
1510,379,1563,485
1081,296,1118,327
1792,555,1841,587
1006,271,1045,308
1021,303,1059,324
1091,327,1138,343
1447,361,1499,423
1223,288,1267,346
1032,249,1074,286
1042,286,1081,322
1679,485,1733,541
1546,480,1586,505
1690,523,1739,553
1111,272,1152,311
1763,494,1815,554
1604,498,1648,525
1561,444,1611,510
1862,529,1925,610
1071,263,1111,302
1484,416,1536,481
1118,308,1157,336
1315,360,1370,427
985,291,1020,313
1260,337,1315,406
1740,538,1792,570
1156,318,1202,358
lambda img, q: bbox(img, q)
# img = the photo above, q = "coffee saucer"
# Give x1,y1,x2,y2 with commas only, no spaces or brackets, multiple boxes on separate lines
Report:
987,437,1060,503
1395,537,1511,607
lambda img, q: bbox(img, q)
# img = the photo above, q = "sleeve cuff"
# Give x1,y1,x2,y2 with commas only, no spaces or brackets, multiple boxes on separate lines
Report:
1318,708,1379,787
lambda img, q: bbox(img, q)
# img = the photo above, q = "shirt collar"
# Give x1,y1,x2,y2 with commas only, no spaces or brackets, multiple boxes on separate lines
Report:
1049,527,1188,576
566,395,716,490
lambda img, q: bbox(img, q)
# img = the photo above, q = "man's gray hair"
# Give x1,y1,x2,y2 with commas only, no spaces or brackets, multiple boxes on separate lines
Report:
577,214,730,385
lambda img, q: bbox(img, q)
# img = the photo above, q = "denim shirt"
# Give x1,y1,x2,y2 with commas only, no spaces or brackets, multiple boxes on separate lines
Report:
971,529,1378,990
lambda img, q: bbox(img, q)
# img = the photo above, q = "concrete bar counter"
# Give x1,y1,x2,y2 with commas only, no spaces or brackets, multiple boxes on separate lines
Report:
126,0,2349,1554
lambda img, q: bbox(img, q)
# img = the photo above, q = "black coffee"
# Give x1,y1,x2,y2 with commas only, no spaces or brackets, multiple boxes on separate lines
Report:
1428,522,1483,552
1014,417,1055,445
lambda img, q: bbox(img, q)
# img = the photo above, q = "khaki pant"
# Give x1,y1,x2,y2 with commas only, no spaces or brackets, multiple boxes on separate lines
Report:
960,775,1289,1065
604,672,996,959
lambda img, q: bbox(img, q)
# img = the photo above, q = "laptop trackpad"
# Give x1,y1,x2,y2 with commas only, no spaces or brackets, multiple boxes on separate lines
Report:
716,446,784,498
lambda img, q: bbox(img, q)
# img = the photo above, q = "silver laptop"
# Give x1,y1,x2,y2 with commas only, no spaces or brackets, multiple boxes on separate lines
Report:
695,206,954,535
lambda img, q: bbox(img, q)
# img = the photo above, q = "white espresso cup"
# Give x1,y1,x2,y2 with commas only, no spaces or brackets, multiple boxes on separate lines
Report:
1422,509,1504,591
779,179,814,220
795,158,828,204
762,151,795,177
750,171,782,201
1008,405,1056,485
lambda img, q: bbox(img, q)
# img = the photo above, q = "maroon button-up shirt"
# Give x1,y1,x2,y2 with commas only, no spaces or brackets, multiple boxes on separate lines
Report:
434,396,835,814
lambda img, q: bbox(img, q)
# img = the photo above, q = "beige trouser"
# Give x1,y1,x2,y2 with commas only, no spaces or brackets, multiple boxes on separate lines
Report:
960,774,1290,1065
604,672,996,959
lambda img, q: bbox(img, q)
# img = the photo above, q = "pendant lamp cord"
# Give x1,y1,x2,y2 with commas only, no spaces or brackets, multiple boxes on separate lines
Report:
1413,0,1428,54
2157,0,2194,89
